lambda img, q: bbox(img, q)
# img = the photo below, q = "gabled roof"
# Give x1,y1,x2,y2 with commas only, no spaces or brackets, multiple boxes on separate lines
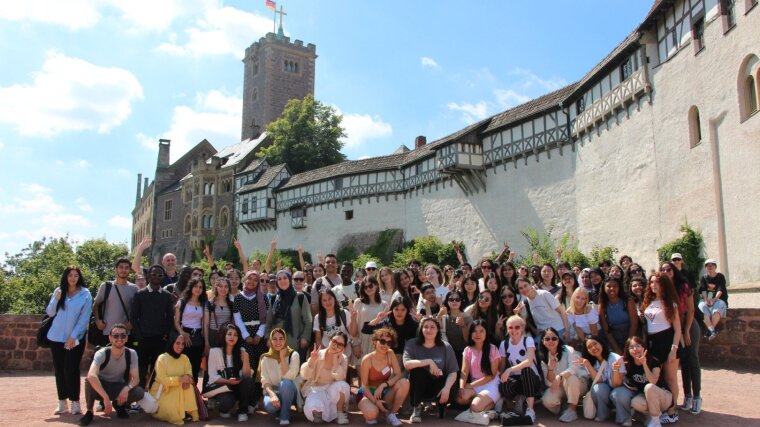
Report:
238,164,288,193
482,83,579,134
238,158,267,174
211,132,268,169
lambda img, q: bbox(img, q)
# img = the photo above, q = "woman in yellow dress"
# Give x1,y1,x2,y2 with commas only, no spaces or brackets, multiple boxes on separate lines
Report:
150,334,199,425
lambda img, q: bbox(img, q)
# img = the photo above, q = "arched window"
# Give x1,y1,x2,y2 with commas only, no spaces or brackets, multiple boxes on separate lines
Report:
688,106,702,148
219,208,229,228
738,54,760,121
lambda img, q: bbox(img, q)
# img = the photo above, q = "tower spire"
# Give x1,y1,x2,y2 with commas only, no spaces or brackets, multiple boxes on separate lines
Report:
275,4,287,39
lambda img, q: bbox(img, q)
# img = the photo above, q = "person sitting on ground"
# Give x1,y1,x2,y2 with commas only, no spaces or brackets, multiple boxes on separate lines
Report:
498,315,542,424
403,316,460,423
206,323,254,422
698,259,728,340
300,331,351,425
578,335,625,422
538,327,590,423
610,336,672,427
79,324,145,426
259,328,300,425
358,327,410,427
149,334,199,425
456,319,502,423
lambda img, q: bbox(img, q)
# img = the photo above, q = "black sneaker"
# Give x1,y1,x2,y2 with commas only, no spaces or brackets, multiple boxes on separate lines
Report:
115,406,129,419
78,411,94,426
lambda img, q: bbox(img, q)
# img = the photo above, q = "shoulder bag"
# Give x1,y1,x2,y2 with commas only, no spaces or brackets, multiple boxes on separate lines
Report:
582,360,607,419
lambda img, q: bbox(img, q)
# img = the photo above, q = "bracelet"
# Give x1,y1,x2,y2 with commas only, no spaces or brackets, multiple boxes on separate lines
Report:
671,344,678,350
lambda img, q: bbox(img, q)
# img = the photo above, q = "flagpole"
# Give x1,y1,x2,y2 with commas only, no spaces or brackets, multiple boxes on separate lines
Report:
273,7,276,33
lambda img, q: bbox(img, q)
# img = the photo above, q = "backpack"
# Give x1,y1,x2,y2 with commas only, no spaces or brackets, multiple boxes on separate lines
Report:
100,346,132,383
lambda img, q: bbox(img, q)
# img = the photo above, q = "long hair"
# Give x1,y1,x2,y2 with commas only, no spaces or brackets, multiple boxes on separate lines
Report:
360,275,382,304
663,261,688,295
443,289,465,312
182,277,208,304
641,272,678,322
484,272,501,294
598,276,628,315
389,296,413,324
541,263,557,287
501,261,518,288
471,289,497,334
212,277,234,307
558,272,578,307
415,316,444,346
622,335,649,369
392,269,411,300
219,322,243,371
467,319,492,376
497,286,518,317
566,287,591,315
317,289,342,331
581,335,610,364
378,267,395,295
424,264,444,286
461,275,480,307
57,265,86,312
538,327,566,365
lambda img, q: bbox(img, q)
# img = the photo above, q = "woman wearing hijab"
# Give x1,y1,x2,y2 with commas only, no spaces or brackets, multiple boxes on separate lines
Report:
260,328,301,425
266,270,313,354
150,334,199,425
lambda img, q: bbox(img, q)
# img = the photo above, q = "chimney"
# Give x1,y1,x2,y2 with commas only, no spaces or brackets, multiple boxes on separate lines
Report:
415,135,426,149
143,177,149,195
157,139,171,168
135,173,142,204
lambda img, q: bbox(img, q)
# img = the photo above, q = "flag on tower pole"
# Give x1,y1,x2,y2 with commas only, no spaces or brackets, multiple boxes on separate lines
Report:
266,0,276,11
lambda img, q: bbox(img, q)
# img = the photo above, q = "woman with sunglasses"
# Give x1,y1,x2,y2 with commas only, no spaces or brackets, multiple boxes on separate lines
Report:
260,328,300,425
610,336,672,427
477,259,495,291
403,316,460,423
47,265,92,416
150,333,199,425
464,289,502,344
351,276,388,364
301,331,351,425
538,327,589,423
497,286,519,319
207,323,253,422
641,272,682,424
265,270,313,358
498,316,542,423
439,290,473,368
456,320,501,423
358,327,409,426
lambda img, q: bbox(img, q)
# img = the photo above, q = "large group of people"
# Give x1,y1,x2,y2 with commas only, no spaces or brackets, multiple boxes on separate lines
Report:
43,237,729,426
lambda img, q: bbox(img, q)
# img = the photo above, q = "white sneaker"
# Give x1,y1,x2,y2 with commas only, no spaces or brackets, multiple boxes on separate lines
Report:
647,417,662,427
248,405,256,414
70,401,82,415
279,420,290,425
387,413,402,427
337,412,349,425
525,408,536,424
54,400,67,415
679,396,692,410
219,412,231,419
238,413,249,422
558,408,577,423
691,397,703,415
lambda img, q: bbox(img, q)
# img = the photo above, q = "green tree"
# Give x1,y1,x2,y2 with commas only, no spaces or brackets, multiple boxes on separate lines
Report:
657,222,705,287
76,238,129,285
390,236,461,268
258,95,347,174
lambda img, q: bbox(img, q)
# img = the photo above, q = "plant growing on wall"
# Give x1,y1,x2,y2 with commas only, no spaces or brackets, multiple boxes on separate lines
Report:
353,254,383,271
390,236,461,268
657,222,705,287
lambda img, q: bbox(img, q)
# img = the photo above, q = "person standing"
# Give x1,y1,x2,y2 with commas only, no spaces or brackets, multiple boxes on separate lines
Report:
233,270,269,410
131,236,179,286
79,324,145,426
130,264,174,387
310,254,342,315
47,265,92,416
92,258,139,345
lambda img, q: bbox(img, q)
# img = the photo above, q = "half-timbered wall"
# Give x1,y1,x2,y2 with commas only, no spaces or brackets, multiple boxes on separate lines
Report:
484,110,570,167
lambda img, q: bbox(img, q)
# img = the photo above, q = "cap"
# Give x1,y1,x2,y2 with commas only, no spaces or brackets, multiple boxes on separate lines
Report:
365,261,378,269
704,259,717,266
670,253,683,261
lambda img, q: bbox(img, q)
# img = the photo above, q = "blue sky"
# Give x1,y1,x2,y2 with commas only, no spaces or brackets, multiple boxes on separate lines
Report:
0,0,652,258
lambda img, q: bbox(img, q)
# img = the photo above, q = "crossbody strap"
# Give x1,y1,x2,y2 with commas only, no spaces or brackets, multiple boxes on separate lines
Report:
113,284,130,322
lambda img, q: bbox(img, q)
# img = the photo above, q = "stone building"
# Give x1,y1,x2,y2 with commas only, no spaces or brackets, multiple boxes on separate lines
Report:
236,0,760,285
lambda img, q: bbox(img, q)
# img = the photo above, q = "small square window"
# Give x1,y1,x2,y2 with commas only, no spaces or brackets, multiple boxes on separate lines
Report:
345,210,354,220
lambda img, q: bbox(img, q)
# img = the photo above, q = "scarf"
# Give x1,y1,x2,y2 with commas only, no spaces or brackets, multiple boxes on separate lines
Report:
273,270,297,334
261,328,295,361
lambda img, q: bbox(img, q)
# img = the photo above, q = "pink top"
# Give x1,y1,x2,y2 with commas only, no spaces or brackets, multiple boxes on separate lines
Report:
463,344,500,381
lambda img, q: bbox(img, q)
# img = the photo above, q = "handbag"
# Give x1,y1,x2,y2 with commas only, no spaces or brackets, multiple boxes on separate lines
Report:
202,350,234,398
193,385,209,421
582,360,607,420
88,282,113,347
36,315,55,348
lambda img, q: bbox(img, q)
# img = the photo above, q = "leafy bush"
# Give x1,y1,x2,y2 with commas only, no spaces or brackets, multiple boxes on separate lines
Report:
353,253,383,271
364,229,403,265
390,236,461,268
657,222,705,287
587,245,619,268
336,245,358,264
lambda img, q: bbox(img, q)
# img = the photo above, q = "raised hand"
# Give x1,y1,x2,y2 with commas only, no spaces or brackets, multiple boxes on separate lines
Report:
532,252,540,264
296,244,303,254
310,343,321,360
270,239,277,251
233,238,242,250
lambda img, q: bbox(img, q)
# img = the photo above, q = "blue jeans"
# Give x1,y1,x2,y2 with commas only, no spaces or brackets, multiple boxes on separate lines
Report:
610,386,639,424
264,379,297,422
591,382,613,420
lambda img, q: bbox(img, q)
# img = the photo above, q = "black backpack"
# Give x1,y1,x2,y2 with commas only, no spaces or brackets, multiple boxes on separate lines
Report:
99,346,132,383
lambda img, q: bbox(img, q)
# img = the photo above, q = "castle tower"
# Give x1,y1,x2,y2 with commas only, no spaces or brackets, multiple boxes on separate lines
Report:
241,32,317,141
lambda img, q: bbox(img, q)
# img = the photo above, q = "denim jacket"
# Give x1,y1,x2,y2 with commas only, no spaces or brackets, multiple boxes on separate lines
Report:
46,287,92,343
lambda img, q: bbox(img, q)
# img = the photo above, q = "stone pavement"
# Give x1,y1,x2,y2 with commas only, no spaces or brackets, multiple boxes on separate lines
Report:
1,367,758,427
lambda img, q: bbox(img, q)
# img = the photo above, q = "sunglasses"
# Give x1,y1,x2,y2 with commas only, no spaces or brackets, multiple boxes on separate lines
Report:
111,333,128,339
376,338,392,347
507,325,522,330
630,269,642,274
478,296,491,302
543,336,559,342
660,267,672,272
293,277,305,282
149,272,164,277
305,270,313,273
448,297,461,302
366,267,377,271
331,340,346,348
481,265,491,270
363,283,376,289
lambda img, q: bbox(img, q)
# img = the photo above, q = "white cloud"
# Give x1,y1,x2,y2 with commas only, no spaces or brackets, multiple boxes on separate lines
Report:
510,67,567,92
0,51,143,137
108,215,132,229
0,140,4,149
0,183,63,214
76,159,89,168
141,89,242,162
158,6,272,59
0,0,101,30
109,0,192,32
76,197,93,212
447,101,489,124
340,113,393,149
421,57,439,69
494,89,531,109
